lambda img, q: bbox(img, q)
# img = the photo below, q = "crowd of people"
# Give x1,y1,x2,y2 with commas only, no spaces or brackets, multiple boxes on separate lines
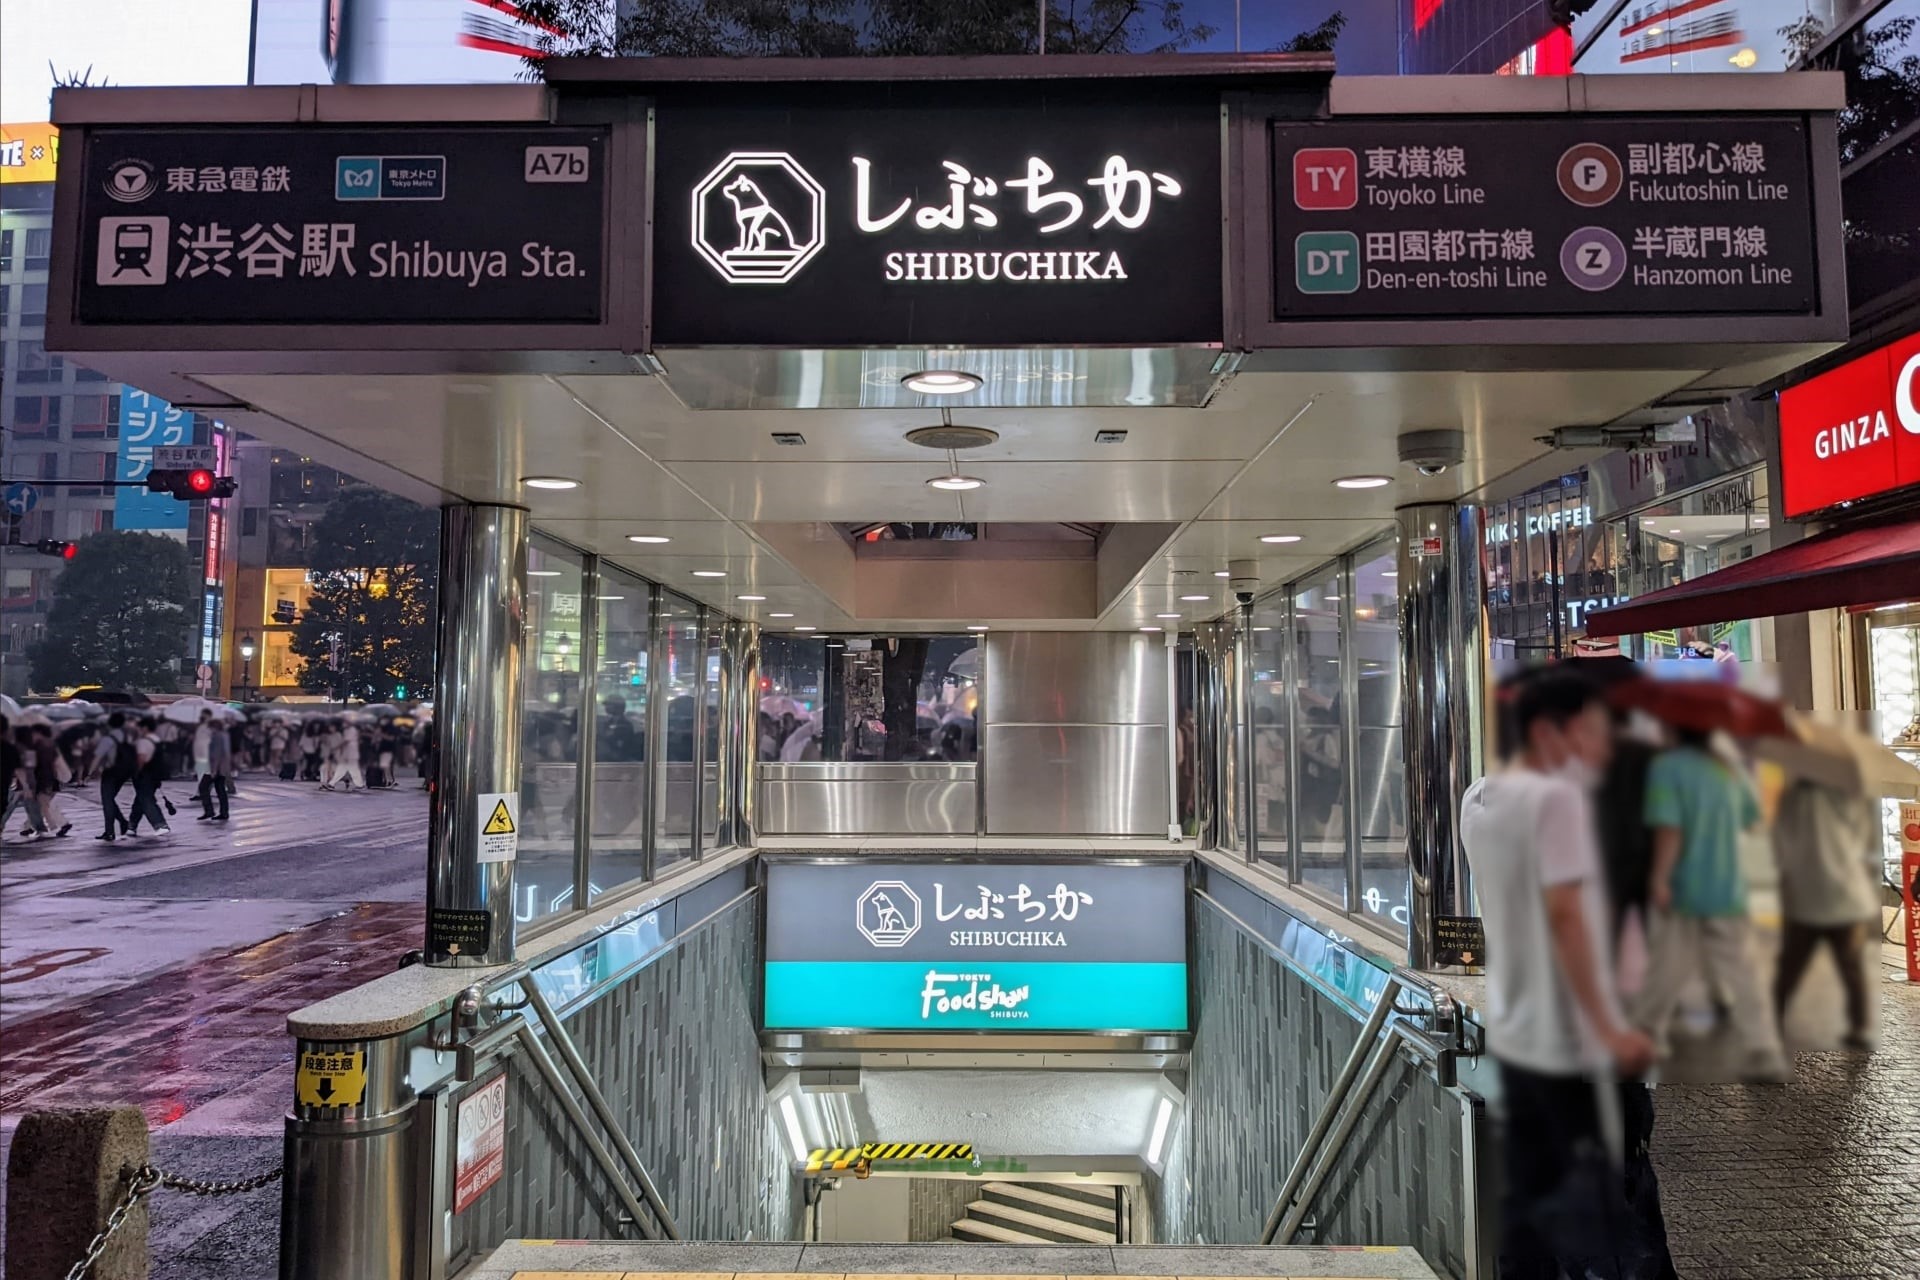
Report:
1465,662,1884,1280
2,702,433,845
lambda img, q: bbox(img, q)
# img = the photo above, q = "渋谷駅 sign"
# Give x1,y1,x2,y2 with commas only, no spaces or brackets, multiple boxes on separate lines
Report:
763,861,1188,1033
1273,116,1819,319
73,126,606,325
652,96,1223,347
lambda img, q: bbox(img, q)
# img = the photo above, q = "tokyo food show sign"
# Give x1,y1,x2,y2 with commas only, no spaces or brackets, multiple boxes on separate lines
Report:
73,127,606,325
1272,116,1819,320
652,98,1223,347
762,861,1188,1033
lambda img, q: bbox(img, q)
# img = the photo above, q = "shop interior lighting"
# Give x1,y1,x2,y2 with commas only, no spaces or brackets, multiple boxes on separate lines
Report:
627,534,672,544
1333,475,1392,489
927,473,985,491
770,612,795,618
527,570,561,577
692,569,727,577
903,370,982,395
521,476,579,490
1157,613,1181,619
1214,570,1231,577
967,625,991,631
1140,626,1163,632
794,625,817,632
1260,534,1303,544
737,594,767,601
1180,594,1209,602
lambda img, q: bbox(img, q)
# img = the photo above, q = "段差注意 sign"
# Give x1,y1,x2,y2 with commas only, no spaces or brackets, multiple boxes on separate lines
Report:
762,861,1188,1033
1273,117,1818,320
1778,330,1920,517
652,96,1223,347
74,127,606,326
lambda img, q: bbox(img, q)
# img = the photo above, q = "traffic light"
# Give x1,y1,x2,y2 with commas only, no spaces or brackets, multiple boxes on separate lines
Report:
146,468,238,500
33,539,76,560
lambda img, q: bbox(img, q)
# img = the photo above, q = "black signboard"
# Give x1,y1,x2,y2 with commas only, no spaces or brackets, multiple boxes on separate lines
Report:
1433,914,1487,968
652,96,1223,347
427,907,492,959
1272,116,1818,320
75,127,607,325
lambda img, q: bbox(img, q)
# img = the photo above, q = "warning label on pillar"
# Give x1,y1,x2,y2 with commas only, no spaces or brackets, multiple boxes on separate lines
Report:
455,1072,508,1212
1433,914,1487,967
477,791,519,864
296,1048,367,1108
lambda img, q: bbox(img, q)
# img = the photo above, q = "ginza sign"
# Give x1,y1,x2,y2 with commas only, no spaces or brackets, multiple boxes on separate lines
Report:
1779,331,1920,517
690,150,1183,287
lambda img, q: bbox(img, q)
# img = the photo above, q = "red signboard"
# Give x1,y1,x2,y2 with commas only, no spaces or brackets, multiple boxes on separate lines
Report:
454,1072,507,1212
1778,331,1920,518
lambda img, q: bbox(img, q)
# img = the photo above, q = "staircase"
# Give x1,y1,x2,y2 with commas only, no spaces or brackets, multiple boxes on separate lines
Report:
950,1181,1119,1244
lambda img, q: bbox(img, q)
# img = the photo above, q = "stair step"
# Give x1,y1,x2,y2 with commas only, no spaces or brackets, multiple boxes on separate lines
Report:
982,1182,1119,1227
963,1201,1118,1245
951,1217,1052,1245
1012,1179,1116,1210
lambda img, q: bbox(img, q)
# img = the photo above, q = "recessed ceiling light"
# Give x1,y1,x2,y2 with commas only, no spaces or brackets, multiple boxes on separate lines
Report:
1667,527,1683,535
527,569,561,577
793,625,817,632
1334,475,1392,489
521,476,579,490
692,569,727,578
927,474,985,491
1140,626,1163,632
1180,594,1209,602
769,612,795,618
1156,613,1181,619
967,624,990,631
736,594,767,602
626,534,671,544
1260,534,1303,544
903,370,982,395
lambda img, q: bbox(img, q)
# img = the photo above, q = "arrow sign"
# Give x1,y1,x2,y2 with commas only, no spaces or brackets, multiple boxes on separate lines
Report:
295,1048,367,1108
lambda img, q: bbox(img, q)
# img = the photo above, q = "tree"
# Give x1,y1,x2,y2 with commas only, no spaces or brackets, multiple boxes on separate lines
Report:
290,488,439,701
1276,11,1346,54
518,0,1214,63
27,532,193,692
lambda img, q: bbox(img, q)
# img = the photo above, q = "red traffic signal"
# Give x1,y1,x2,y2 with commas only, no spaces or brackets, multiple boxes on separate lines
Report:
33,539,76,559
146,469,238,501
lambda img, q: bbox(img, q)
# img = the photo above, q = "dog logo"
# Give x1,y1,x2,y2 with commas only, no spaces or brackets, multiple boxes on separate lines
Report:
857,880,921,948
691,151,825,284
104,159,156,203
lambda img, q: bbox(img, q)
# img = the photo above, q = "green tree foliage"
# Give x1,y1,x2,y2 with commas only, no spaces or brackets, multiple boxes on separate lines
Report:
27,531,193,692
518,0,1214,63
1276,11,1346,54
290,488,439,701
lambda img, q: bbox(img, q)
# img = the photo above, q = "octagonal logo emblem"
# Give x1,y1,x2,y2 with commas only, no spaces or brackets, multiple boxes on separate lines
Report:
857,880,921,948
691,151,827,285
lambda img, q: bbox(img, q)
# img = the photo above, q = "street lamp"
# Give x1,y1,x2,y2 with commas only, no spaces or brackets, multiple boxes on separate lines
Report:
239,632,257,702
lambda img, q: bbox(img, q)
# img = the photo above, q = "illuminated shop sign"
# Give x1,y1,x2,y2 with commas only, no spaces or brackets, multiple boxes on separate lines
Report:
0,123,58,185
1779,331,1920,517
1485,504,1593,543
1273,115,1818,320
654,96,1222,346
763,861,1188,1032
71,126,606,326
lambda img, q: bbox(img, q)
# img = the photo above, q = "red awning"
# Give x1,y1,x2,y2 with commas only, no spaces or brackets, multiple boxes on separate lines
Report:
1583,517,1920,639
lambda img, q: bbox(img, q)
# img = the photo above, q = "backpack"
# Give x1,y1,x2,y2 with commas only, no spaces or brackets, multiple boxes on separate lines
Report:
112,733,140,779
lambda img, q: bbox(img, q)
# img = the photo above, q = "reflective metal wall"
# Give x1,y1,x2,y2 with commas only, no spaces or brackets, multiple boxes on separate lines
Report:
982,632,1172,836
759,762,976,835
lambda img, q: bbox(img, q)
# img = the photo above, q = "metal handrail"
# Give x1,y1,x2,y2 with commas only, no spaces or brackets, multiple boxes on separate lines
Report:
519,976,681,1239
510,1019,660,1239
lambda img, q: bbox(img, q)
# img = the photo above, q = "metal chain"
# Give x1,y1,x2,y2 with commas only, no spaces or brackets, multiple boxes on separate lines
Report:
63,1162,282,1280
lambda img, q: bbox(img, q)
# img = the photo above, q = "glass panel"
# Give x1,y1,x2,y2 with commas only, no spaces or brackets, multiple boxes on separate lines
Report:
703,616,726,846
589,566,650,901
1250,597,1290,869
520,536,585,924
1354,546,1407,935
759,634,828,760
654,593,702,874
1293,570,1348,910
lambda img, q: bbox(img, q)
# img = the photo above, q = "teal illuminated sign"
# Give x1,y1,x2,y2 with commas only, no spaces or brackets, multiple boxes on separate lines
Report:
765,960,1187,1031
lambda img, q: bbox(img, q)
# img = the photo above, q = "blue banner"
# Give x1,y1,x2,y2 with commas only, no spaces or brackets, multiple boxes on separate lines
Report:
765,961,1188,1032
114,388,191,533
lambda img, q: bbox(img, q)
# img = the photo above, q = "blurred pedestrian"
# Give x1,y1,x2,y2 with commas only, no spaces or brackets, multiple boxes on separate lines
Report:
125,718,172,839
1635,727,1785,1079
93,711,134,842
300,720,323,782
191,711,215,794
1462,666,1667,1280
267,719,291,776
199,719,232,821
1772,778,1880,1050
28,726,74,838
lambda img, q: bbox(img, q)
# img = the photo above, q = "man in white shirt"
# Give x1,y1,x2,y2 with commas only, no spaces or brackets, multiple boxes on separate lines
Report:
1462,666,1669,1280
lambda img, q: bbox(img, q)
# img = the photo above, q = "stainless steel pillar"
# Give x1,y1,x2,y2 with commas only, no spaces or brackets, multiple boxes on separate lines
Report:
1397,503,1490,970
427,503,527,967
278,1035,416,1280
727,620,760,848
1234,599,1258,862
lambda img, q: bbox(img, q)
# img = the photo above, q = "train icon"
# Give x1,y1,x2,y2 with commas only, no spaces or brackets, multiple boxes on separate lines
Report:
93,216,169,286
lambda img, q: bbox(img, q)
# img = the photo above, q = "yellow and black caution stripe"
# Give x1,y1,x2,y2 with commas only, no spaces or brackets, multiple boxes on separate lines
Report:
804,1141,974,1172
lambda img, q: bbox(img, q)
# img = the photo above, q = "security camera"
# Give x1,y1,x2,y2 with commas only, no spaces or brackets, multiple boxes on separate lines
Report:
1229,558,1259,605
1399,428,1465,478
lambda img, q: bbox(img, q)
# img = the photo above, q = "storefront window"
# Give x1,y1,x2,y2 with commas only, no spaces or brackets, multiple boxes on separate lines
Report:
1293,570,1348,910
760,634,828,760
261,567,314,626
520,535,586,924
589,565,651,902
1251,598,1291,873
1868,605,1920,886
1353,545,1406,934
654,593,703,874
259,630,301,688
1484,478,1601,661
1624,468,1771,662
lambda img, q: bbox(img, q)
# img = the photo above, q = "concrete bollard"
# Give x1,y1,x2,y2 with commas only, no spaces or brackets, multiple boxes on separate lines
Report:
5,1106,151,1280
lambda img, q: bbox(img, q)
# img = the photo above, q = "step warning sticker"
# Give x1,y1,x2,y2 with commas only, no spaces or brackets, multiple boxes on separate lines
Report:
296,1049,367,1108
477,792,519,863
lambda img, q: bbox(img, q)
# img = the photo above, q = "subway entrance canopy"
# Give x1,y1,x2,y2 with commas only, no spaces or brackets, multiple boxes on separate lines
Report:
46,57,1847,634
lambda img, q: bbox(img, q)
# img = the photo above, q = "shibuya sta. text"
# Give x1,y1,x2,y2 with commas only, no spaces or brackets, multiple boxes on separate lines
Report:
367,240,584,286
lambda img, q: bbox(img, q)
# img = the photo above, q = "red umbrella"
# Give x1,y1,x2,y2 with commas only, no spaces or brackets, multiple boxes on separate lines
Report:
1608,677,1791,739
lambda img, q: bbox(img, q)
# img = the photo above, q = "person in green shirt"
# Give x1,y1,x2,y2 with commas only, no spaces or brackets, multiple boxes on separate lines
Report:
1634,727,1785,1078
